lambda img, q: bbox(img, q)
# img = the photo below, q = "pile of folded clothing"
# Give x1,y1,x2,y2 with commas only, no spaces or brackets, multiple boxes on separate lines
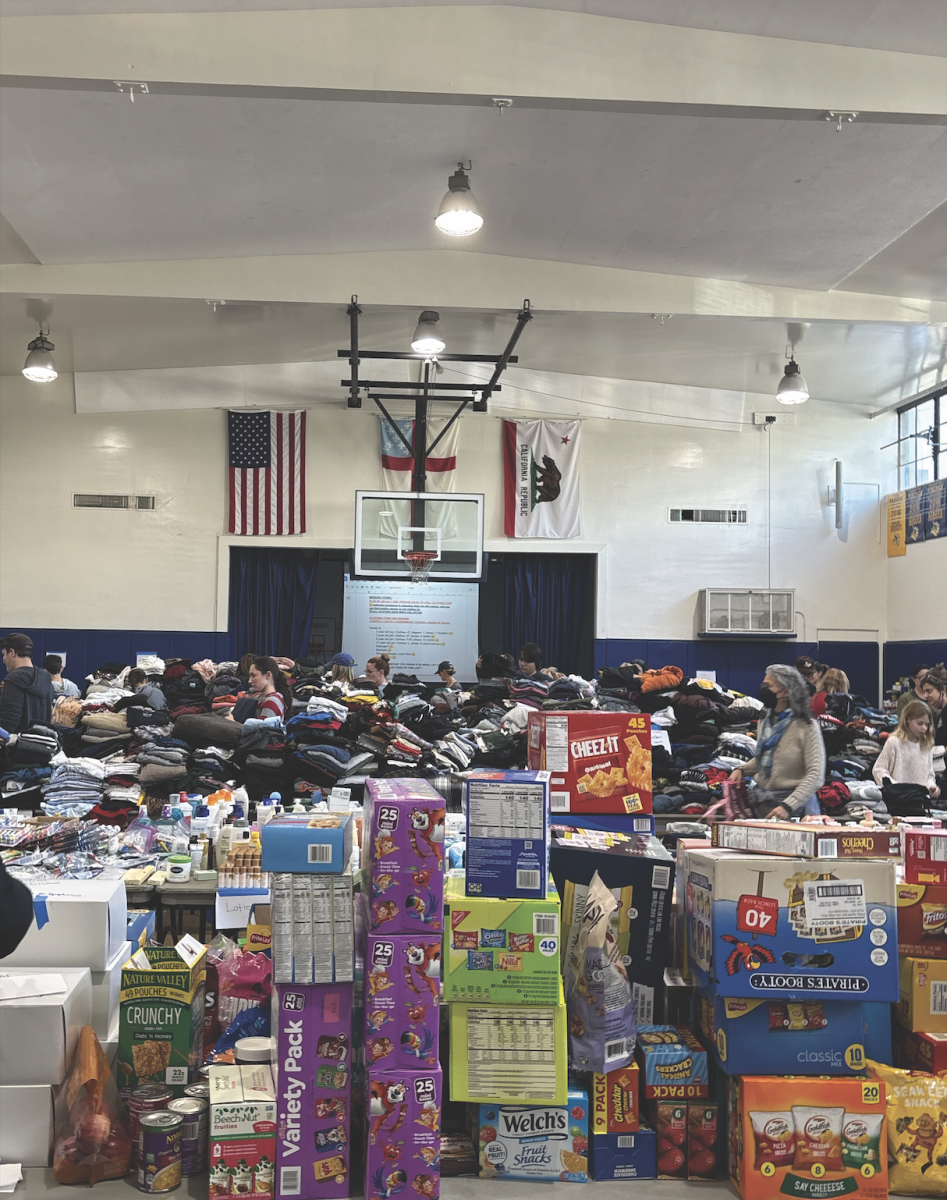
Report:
42,757,107,817
234,716,288,800
162,663,210,719
137,736,189,795
508,674,550,709
206,669,244,715
188,746,235,795
10,723,60,768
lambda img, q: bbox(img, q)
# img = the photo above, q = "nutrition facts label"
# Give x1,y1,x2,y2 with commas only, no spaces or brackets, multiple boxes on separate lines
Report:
466,1006,559,1098
545,717,569,772
468,781,546,840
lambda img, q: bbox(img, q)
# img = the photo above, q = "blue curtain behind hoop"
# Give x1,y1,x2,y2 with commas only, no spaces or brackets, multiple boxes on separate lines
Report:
503,554,593,674
228,548,319,662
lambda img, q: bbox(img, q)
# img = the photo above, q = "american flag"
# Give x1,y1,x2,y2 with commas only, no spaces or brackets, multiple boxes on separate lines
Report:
228,409,307,534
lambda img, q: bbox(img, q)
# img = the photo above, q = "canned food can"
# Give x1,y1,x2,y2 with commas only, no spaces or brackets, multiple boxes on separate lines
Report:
183,1081,209,1101
167,1097,208,1175
129,1084,173,1166
137,1111,183,1193
198,1063,211,1080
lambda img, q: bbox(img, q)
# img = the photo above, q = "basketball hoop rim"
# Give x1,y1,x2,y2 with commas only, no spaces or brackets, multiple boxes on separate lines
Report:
403,549,437,582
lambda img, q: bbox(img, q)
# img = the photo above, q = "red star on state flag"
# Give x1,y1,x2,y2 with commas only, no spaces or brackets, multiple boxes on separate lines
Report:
561,435,570,444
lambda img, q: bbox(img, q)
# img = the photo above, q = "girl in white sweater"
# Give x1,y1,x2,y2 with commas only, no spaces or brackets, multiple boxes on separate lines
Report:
873,700,940,799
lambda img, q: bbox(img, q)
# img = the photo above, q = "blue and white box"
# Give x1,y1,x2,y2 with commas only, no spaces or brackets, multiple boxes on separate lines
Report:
591,1126,656,1181
465,771,550,898
477,1087,589,1181
260,812,354,874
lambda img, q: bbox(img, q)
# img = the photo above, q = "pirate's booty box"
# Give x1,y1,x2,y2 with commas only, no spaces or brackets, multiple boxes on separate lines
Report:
685,850,898,1002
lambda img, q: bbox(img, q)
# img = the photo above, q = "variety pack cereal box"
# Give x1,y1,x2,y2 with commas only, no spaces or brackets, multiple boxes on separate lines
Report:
476,1089,589,1182
363,778,445,935
365,933,441,1070
527,712,652,815
365,1067,441,1200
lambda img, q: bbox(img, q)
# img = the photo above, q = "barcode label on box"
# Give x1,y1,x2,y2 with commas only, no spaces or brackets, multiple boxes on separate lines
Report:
280,1167,301,1196
550,792,570,811
652,866,671,890
308,843,334,864
517,869,541,891
804,878,867,928
634,818,652,831
534,913,559,936
932,982,947,1015
617,1136,636,1148
605,1038,628,1062
933,839,947,862
817,838,838,858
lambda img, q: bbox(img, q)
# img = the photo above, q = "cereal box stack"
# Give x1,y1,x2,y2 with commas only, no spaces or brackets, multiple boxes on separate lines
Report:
362,778,445,1200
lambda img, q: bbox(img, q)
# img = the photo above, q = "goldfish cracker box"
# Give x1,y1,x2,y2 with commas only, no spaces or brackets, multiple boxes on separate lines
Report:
527,712,652,815
475,1087,589,1182
209,1064,278,1200
365,1066,441,1200
364,933,441,1070
896,881,947,960
686,850,899,1002
728,1074,888,1200
363,778,445,935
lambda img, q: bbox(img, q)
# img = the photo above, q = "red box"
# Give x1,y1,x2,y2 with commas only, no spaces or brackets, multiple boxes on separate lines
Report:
591,1063,640,1133
892,1024,947,1074
528,712,652,815
904,829,947,886
649,1100,688,1179
896,881,947,959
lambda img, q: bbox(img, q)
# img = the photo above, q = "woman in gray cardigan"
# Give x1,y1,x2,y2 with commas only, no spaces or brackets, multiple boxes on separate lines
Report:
729,664,826,819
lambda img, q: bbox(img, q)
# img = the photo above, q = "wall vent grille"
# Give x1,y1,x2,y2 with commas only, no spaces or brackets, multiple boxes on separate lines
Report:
669,508,747,524
73,494,130,509
135,495,156,510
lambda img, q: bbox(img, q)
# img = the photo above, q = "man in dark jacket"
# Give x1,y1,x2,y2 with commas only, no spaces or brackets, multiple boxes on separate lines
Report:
0,633,53,734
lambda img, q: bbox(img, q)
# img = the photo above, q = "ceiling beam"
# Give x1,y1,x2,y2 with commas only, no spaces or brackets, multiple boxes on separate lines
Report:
2,251,943,325
1,8,944,124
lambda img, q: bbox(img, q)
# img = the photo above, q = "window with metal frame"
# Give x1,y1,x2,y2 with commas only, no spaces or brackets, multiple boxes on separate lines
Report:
896,389,944,489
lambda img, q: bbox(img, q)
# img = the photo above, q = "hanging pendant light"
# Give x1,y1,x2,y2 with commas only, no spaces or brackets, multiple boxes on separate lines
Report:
411,310,446,355
434,163,483,237
776,355,809,405
22,327,57,383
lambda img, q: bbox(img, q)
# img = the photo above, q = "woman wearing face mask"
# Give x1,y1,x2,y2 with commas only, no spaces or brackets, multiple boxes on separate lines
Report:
729,664,826,820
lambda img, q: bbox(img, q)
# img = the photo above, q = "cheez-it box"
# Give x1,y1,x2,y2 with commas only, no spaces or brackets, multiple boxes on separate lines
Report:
528,712,652,815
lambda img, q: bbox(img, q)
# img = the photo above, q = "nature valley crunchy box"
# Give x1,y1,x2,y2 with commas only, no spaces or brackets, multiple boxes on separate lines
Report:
118,934,206,1099
528,712,652,815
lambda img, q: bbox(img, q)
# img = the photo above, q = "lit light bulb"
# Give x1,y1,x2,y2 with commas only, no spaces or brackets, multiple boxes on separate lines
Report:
22,332,57,383
776,358,809,405
411,311,446,355
434,165,483,237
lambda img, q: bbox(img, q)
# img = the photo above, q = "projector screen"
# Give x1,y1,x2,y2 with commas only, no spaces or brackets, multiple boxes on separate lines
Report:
342,579,479,682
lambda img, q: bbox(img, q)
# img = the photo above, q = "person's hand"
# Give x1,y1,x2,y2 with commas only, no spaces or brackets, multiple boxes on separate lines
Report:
769,805,790,821
728,768,743,783
930,784,941,800
274,657,295,672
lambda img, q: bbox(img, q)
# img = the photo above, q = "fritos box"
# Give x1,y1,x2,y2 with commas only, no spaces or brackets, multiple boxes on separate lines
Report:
528,712,652,815
728,1074,888,1199
591,1062,640,1133
904,828,947,886
896,881,947,959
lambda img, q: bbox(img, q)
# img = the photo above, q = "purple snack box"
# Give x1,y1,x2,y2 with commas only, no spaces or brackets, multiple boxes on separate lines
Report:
365,933,441,1071
364,778,445,935
274,982,354,1199
366,1066,441,1200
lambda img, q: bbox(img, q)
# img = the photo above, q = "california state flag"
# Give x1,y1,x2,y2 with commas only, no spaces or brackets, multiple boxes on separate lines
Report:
503,419,581,538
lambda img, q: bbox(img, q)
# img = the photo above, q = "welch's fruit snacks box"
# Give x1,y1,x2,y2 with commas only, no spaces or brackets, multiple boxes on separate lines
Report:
476,1088,589,1182
363,778,445,935
272,983,353,1199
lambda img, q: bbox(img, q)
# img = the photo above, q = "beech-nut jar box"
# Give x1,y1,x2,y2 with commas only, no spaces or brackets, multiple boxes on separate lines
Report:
272,982,353,1200
366,1066,441,1200
527,712,652,815
209,1064,278,1200
686,850,898,1002
896,881,947,960
464,770,550,899
363,778,445,935
365,933,441,1070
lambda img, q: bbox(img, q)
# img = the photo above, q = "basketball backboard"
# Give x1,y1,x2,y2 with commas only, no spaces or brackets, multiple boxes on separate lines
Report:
354,491,484,579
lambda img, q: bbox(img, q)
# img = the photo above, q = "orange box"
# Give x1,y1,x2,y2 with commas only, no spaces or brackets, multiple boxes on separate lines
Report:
728,1075,888,1200
896,882,947,959
591,1062,640,1133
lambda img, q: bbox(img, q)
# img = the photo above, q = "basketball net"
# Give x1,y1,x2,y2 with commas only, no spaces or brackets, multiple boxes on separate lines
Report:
404,550,436,584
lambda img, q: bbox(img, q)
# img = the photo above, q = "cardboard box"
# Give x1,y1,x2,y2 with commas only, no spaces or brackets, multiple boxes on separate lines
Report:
591,1062,640,1133
696,992,890,1077
464,770,550,898
673,839,713,979
0,1082,60,1166
591,1125,656,1181
892,1024,947,1074
365,933,441,1068
117,934,206,1099
28,939,132,1038
686,849,899,1002
635,1026,708,1099
210,1064,277,1200
687,1100,720,1180
365,1067,440,1200
904,828,947,886
127,909,157,948
272,983,353,1199
551,829,674,990
475,1087,589,1181
449,980,568,1105
3,878,127,969
363,778,445,934
712,821,902,860
896,956,947,1033
261,813,354,875
896,881,947,959
528,711,652,815
0,968,91,1085
443,874,561,1005
271,872,354,985
728,1074,888,1200
650,1100,688,1178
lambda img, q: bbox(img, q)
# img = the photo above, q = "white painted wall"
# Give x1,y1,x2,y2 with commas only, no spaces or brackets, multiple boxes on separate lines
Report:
887,538,947,641
0,370,896,644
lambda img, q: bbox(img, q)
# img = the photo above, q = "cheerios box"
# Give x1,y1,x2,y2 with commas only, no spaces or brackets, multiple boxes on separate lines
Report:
527,712,652,815
443,873,562,1005
896,881,947,959
686,850,899,1002
475,1087,589,1182
728,1074,888,1200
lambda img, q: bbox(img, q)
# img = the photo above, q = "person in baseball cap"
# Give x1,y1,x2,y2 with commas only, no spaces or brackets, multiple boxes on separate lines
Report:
328,652,356,685
1,634,53,734
437,661,460,691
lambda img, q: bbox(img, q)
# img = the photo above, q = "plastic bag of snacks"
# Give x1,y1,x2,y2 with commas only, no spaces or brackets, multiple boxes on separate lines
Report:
867,1059,947,1196
54,1025,132,1184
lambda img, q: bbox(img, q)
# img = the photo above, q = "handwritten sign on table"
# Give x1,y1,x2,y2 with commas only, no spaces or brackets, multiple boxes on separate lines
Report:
215,889,271,928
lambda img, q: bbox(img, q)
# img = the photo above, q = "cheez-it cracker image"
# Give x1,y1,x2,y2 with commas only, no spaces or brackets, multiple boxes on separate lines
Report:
528,712,653,815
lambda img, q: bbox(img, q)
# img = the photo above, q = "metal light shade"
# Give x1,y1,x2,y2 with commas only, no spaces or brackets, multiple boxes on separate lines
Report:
776,358,809,405
411,310,446,355
22,333,57,383
434,166,483,237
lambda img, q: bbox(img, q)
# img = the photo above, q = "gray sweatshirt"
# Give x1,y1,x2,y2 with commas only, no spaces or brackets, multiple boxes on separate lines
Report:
743,717,826,813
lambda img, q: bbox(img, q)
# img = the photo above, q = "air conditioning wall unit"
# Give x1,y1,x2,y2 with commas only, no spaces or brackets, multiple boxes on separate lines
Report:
697,589,796,638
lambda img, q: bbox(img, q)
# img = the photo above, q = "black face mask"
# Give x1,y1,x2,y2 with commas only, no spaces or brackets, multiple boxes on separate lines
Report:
758,685,780,709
